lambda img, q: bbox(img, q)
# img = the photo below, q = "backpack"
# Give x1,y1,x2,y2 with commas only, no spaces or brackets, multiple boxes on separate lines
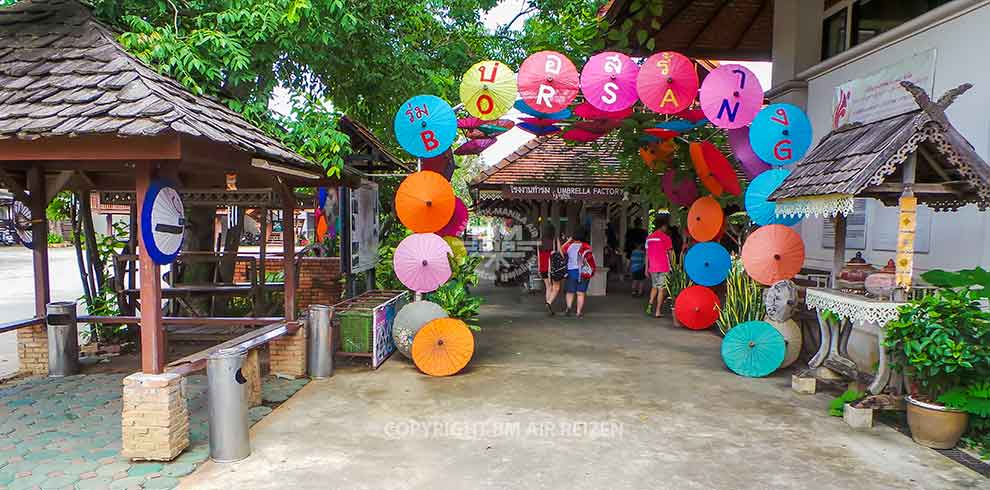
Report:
549,237,568,281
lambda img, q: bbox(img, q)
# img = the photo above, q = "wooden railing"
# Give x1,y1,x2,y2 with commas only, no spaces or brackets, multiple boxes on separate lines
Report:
165,320,300,376
0,316,43,334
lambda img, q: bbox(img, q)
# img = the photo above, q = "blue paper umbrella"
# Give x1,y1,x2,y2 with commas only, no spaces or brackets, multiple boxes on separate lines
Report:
721,321,786,377
684,241,731,286
393,95,457,158
749,103,812,166
517,122,561,136
744,168,802,227
513,99,572,120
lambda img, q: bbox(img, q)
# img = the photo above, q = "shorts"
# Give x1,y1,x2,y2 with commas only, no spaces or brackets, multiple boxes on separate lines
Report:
565,269,589,293
539,271,549,279
651,272,668,288
631,269,645,280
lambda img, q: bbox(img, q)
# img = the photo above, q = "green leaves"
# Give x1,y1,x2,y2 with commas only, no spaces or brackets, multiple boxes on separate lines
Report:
829,389,866,417
921,267,990,298
716,259,764,335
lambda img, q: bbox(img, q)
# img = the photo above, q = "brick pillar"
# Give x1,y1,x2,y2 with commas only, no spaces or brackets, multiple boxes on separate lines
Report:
17,325,48,375
269,325,307,378
243,348,263,406
121,372,190,461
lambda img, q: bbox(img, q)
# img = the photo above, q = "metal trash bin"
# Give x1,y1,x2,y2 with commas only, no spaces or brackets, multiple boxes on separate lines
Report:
307,304,334,378
46,301,79,377
207,347,250,462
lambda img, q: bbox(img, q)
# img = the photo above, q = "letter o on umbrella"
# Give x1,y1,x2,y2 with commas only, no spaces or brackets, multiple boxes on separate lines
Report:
741,224,806,286
675,285,720,330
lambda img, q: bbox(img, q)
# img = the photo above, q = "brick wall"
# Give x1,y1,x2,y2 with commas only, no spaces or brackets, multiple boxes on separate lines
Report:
17,325,47,375
233,256,343,312
121,372,189,461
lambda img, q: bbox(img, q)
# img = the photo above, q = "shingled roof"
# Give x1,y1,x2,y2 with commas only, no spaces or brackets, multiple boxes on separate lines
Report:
472,136,628,189
0,0,317,174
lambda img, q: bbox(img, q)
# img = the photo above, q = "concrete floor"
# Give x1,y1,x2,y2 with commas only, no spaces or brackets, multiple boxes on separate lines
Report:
180,284,985,490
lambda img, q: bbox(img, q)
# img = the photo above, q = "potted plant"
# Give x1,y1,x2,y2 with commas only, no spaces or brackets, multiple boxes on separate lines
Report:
884,281,990,448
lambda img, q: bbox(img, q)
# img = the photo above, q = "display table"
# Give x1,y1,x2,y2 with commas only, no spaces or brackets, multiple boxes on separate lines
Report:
332,290,410,369
804,288,905,394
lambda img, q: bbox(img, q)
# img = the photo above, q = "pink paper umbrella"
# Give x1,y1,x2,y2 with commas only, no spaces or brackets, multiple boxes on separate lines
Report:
437,198,469,237
561,128,604,142
421,150,455,180
699,64,764,129
454,138,497,156
394,233,453,293
663,171,698,208
520,117,562,127
728,127,771,179
580,51,639,112
517,50,580,113
637,51,698,114
457,117,486,129
574,102,634,120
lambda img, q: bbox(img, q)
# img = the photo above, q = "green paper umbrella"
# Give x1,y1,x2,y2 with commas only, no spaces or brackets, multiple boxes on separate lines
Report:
720,321,786,378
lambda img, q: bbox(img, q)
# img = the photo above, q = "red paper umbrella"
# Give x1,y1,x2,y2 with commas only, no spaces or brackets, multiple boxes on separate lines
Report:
742,224,806,286
457,117,486,129
517,50,580,113
437,197,469,237
645,128,680,140
561,128,604,142
454,138,497,155
675,285,720,330
675,108,707,123
421,150,454,180
699,141,741,196
573,102,634,120
520,117,562,127
689,143,723,197
464,129,487,139
574,119,622,134
663,171,698,207
637,51,699,114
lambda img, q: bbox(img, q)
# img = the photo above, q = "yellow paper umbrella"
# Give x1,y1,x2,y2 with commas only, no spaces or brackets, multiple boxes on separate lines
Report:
412,318,475,377
460,60,517,120
443,236,467,261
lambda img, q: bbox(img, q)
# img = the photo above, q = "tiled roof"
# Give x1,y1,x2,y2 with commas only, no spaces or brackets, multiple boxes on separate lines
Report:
472,136,628,189
0,0,318,173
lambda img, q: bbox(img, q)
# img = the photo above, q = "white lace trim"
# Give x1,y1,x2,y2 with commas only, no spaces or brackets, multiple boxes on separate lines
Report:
775,194,856,218
804,288,905,326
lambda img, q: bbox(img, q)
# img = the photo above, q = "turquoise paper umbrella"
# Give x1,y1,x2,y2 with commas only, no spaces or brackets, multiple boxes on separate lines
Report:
720,321,786,378
744,168,802,227
393,95,457,158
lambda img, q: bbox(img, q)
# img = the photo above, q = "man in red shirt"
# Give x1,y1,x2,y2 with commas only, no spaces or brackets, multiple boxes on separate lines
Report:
645,216,674,318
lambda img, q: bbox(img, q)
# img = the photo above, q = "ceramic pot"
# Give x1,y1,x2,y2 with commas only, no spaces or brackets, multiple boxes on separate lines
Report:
906,395,969,449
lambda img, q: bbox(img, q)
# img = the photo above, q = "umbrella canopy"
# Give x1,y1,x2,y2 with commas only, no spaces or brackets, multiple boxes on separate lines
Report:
460,60,517,120
675,107,707,123
699,64,763,129
675,285,720,330
412,318,475,376
454,138,497,156
561,128,604,142
574,119,623,133
513,99,572,119
437,198,469,237
392,301,448,359
518,50,580,113
443,236,468,261
393,233,453,293
421,150,455,180
663,171,698,207
464,128,488,139
656,118,708,133
574,102,634,120
581,51,639,112
766,318,802,369
637,51,698,114
644,128,681,140
684,241,731,286
728,127,771,179
721,321,786,377
689,142,723,196
699,141,741,196
744,169,802,226
395,171,456,233
479,120,514,136
687,196,724,242
457,116,485,129
741,224,805,285
520,117,564,127
393,95,457,158
517,122,561,136
749,103,813,166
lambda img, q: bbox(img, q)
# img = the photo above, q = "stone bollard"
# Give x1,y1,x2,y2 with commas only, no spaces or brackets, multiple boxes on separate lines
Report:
121,372,190,461
791,374,817,394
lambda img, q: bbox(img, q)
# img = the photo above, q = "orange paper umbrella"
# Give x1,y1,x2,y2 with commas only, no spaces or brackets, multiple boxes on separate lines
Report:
687,196,724,242
690,142,723,196
699,141,741,196
639,145,659,169
412,318,475,377
741,224,806,286
395,171,456,233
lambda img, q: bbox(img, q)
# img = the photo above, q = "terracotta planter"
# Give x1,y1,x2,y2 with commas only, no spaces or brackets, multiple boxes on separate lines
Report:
906,395,969,449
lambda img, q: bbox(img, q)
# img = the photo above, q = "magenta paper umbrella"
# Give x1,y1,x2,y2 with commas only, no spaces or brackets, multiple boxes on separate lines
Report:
728,126,771,179
421,150,455,180
454,138,497,156
457,117,485,129
699,64,764,129
394,233,453,293
437,198,469,237
663,171,699,208
637,51,698,115
517,50,580,113
520,117,563,127
580,51,639,112
561,128,604,142
574,102,633,120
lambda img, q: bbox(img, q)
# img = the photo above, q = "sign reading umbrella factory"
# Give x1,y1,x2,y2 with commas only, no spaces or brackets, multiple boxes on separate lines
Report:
140,180,185,265
487,185,625,201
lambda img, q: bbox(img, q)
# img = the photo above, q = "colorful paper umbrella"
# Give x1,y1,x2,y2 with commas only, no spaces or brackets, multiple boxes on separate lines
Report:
685,241,731,286
744,169,802,226
663,171,698,207
574,102,634,120
637,51,698,114
574,119,622,133
687,196,724,242
437,197,469,237
393,95,457,158
393,233,453,293
689,143,723,196
728,127,771,179
675,285,720,330
421,150,455,180
513,99,572,119
749,103,813,166
443,236,467,261
520,117,563,127
656,118,707,133
741,224,805,286
699,141,741,196
392,300,447,359
675,108,707,123
561,128,604,142
518,50,580,113
479,119,514,135
457,117,485,129
412,317,475,376
580,51,639,112
517,122,561,136
454,138,497,156
395,171,456,233
699,64,763,129
721,321,786,377
460,60,517,120
645,128,681,140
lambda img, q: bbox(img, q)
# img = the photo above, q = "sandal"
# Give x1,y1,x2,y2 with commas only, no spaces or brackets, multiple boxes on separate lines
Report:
545,302,555,316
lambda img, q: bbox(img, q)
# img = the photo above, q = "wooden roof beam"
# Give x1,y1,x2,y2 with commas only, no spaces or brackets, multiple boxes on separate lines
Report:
687,0,731,48
0,134,180,161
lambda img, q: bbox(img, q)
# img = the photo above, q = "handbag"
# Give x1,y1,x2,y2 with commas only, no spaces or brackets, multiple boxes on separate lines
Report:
580,248,594,280
549,237,568,281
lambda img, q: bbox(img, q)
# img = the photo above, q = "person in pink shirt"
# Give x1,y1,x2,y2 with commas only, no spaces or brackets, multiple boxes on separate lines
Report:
645,216,674,318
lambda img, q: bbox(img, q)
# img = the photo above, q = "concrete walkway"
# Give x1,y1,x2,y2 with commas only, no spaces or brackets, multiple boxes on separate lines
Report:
180,285,984,490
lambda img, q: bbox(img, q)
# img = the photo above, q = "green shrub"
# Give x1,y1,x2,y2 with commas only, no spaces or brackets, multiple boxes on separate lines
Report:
47,232,64,244
829,389,866,417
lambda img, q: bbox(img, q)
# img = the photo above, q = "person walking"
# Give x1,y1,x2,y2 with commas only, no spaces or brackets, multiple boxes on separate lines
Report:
629,241,646,296
645,216,674,318
561,227,596,318
539,224,564,315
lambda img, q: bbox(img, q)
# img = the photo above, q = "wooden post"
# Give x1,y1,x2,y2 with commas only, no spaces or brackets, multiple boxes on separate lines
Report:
618,202,628,255
281,189,297,321
135,161,165,374
831,215,847,289
550,201,560,235
27,167,49,317
258,207,268,312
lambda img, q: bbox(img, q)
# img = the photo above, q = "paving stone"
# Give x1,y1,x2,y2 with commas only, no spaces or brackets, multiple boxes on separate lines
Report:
0,471,13,485
159,463,195,478
107,476,145,490
61,463,98,476
8,472,46,490
74,477,112,490
142,476,179,489
126,463,161,477
39,475,78,490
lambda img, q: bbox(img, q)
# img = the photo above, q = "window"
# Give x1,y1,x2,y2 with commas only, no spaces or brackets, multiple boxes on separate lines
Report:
821,0,953,60
822,9,849,59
